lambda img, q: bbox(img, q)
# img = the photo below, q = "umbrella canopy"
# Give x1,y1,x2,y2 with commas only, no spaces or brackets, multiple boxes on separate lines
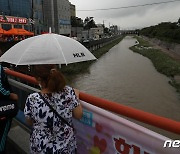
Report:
0,33,97,65
0,28,7,34
5,28,34,36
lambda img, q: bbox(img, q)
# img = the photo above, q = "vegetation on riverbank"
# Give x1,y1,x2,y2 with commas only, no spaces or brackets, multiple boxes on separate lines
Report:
139,19,180,44
130,36,180,93
61,36,124,76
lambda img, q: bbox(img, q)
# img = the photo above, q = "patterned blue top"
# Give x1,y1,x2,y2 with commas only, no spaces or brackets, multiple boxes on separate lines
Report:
24,86,80,154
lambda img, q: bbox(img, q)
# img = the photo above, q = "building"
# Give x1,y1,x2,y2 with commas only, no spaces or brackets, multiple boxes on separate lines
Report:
81,24,105,41
0,0,72,36
90,24,104,39
0,0,44,35
0,15,28,29
70,4,76,17
58,0,71,36
70,3,83,39
43,0,55,33
32,0,44,35
110,25,119,35
71,26,83,41
0,0,31,19
43,0,71,36
0,0,31,30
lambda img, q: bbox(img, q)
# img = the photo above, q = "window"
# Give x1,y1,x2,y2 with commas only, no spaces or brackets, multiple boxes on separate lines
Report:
2,24,11,30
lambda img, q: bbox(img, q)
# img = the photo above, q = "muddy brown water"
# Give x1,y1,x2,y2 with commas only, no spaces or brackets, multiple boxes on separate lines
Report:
70,36,180,139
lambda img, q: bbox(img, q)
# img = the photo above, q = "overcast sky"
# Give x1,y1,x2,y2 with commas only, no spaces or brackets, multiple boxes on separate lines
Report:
69,0,180,29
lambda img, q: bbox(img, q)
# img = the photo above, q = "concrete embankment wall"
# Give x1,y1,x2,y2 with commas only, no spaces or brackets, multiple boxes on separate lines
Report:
144,37,180,56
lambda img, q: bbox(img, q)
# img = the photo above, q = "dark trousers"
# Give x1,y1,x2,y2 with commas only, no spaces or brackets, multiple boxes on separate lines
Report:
0,119,12,153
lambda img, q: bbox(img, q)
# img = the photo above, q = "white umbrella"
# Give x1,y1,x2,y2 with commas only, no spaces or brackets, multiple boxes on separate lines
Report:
0,33,97,65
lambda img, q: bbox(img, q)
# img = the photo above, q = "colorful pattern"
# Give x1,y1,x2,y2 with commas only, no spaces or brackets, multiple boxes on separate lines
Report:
73,101,176,154
24,86,79,154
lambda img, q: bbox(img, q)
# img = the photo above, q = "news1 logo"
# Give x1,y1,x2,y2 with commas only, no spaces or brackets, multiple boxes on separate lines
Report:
163,140,180,148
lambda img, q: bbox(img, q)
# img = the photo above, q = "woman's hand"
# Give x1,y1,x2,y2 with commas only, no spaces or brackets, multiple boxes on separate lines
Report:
73,104,83,120
73,88,83,119
9,93,18,101
25,117,34,126
74,89,79,99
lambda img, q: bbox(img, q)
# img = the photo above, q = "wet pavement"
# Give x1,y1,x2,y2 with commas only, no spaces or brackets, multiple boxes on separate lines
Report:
6,139,21,154
5,120,29,154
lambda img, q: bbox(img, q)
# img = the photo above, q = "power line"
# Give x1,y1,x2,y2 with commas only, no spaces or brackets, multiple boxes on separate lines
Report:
77,0,180,11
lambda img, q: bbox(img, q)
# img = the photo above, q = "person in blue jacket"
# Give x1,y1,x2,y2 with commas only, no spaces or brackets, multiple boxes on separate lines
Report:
0,64,18,154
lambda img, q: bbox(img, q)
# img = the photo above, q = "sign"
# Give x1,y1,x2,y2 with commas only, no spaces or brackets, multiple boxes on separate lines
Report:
164,140,180,148
73,52,85,58
59,19,70,25
73,101,180,154
0,16,27,24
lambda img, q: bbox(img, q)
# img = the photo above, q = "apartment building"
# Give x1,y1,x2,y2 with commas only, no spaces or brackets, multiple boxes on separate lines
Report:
70,4,76,17
58,0,71,36
32,0,44,34
43,0,71,36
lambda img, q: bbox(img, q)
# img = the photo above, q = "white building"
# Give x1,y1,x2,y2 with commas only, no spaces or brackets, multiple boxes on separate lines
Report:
89,24,104,40
81,24,104,41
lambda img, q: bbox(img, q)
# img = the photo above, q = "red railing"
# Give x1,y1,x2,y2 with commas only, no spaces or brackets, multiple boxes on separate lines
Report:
5,68,180,134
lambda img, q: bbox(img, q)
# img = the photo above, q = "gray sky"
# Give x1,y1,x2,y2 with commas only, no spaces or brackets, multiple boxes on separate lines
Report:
69,0,180,29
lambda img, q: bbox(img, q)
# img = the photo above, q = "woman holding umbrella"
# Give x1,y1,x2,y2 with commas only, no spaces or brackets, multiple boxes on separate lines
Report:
24,64,83,154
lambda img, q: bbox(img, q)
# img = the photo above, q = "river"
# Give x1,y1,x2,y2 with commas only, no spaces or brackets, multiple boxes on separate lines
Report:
70,36,180,139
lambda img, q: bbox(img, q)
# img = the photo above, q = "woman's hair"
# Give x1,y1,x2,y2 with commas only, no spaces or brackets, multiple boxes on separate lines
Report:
33,64,66,92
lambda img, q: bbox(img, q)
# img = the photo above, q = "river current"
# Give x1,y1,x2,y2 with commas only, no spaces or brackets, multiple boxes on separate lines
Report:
70,36,180,139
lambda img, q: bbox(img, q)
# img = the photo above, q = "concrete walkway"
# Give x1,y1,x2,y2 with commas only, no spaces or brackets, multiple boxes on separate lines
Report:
6,120,30,154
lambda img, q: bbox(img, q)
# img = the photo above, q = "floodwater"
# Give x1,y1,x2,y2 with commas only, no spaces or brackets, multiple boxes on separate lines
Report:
70,36,180,139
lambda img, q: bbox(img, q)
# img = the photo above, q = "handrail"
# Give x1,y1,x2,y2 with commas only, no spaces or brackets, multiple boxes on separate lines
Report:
80,92,180,134
5,68,37,84
5,68,180,134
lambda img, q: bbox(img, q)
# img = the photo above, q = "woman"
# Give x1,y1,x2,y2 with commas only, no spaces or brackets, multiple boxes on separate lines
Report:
24,64,83,154
0,64,18,154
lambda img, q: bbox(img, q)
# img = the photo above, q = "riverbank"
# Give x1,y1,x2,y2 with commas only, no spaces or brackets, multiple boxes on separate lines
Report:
61,36,124,79
130,36,180,93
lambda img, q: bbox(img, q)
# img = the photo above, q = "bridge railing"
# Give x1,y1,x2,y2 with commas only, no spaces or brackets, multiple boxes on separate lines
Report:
5,68,180,135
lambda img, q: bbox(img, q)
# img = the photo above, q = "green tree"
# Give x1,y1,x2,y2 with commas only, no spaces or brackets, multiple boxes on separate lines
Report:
71,17,83,27
83,17,97,30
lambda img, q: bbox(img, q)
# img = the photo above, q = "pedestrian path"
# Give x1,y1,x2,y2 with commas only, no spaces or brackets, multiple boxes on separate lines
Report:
6,119,30,154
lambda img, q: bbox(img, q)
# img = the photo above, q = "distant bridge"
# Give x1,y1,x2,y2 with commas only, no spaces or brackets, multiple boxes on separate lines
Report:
120,30,139,35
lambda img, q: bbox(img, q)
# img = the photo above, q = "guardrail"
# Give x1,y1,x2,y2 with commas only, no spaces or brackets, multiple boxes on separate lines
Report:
81,35,122,51
5,68,180,134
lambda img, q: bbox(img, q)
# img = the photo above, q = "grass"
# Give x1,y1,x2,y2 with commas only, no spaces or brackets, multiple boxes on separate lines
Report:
130,36,180,93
